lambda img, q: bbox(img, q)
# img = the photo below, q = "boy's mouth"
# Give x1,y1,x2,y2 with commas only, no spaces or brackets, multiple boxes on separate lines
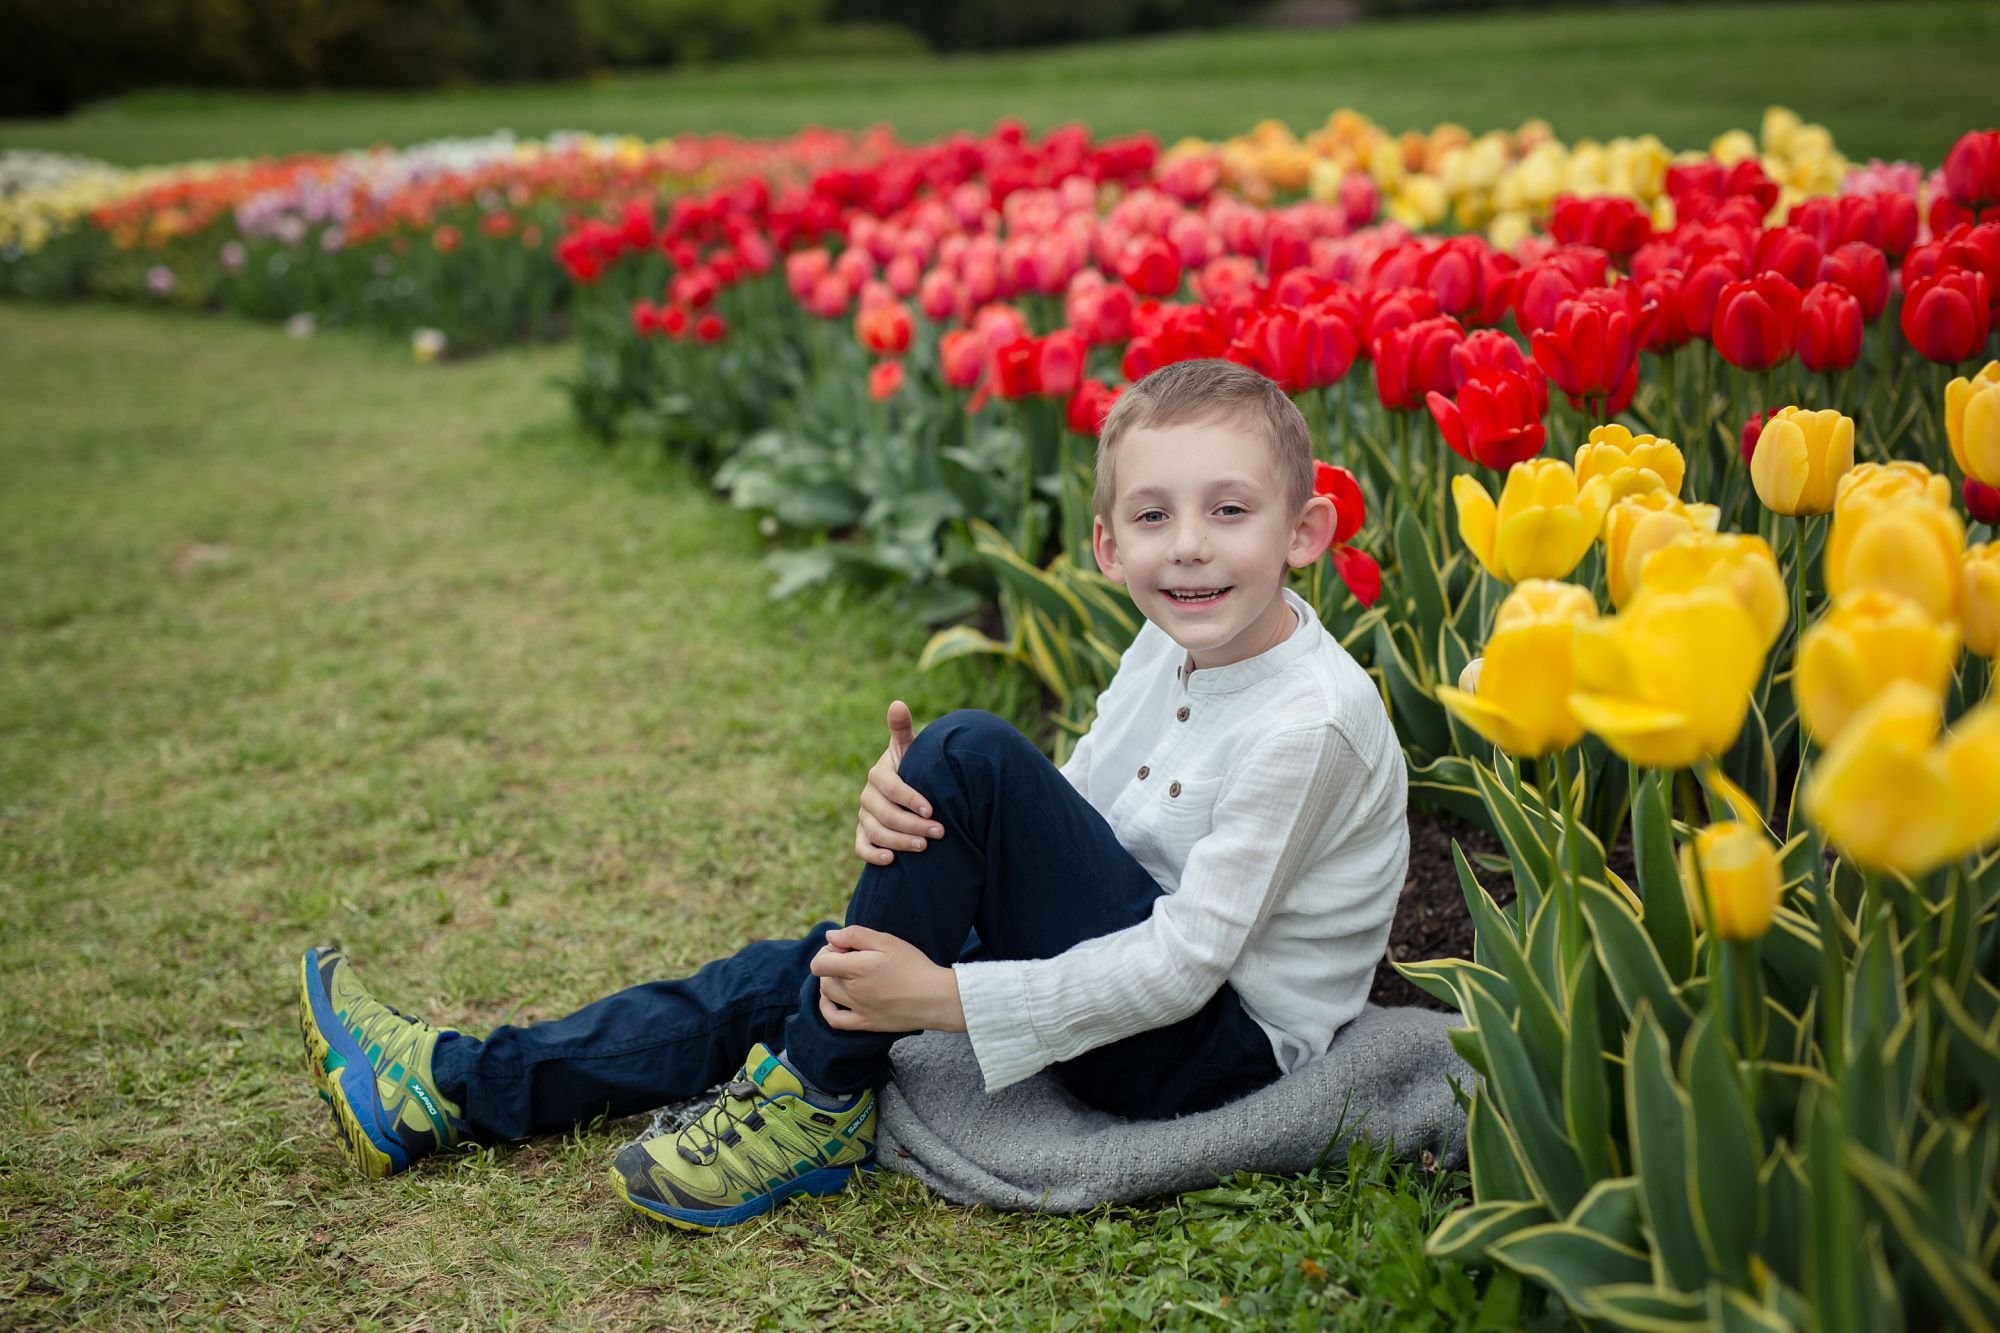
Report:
1163,587,1231,605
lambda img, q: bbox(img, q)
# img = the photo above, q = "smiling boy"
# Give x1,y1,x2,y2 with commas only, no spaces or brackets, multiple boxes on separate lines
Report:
298,358,1409,1229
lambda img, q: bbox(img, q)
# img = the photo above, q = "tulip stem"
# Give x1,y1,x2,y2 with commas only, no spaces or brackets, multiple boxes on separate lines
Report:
1791,515,1810,781
1551,745,1585,981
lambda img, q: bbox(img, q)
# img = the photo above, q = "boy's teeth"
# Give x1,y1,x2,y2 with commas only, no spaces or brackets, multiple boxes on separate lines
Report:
1168,589,1226,602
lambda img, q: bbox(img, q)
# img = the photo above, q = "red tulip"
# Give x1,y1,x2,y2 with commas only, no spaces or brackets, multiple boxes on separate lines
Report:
694,313,725,344
1512,248,1609,335
855,301,914,356
1373,315,1465,411
1313,461,1366,545
1361,286,1442,345
1426,367,1547,469
991,336,1041,400
1549,195,1652,258
1944,129,2000,212
867,359,905,401
1035,330,1086,399
1639,270,1692,352
1751,227,1824,290
1228,305,1360,393
1530,286,1648,410
786,248,832,302
1901,268,1993,363
1876,191,1921,257
660,306,689,340
940,329,983,389
1712,273,1802,371
1740,408,1776,466
1820,241,1890,322
629,299,659,337
1116,236,1183,298
1066,379,1122,437
1330,545,1381,607
918,268,959,322
1418,236,1489,321
1679,252,1748,340
1965,476,2000,526
1452,328,1549,418
1796,282,1863,373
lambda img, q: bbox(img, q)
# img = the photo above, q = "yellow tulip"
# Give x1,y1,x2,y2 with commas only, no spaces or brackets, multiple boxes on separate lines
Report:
1751,407,1854,516
1804,683,2000,874
1637,531,1788,649
1679,822,1783,941
1569,585,1767,769
1452,461,1612,584
1795,590,1960,743
1436,581,1598,758
1944,360,2000,487
1575,424,1685,499
1601,491,1722,609
1825,468,1966,622
1761,106,1803,158
1710,129,1758,167
1965,543,2000,659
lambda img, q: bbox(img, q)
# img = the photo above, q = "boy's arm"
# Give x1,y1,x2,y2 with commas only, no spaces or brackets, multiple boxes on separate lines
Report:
953,723,1381,1092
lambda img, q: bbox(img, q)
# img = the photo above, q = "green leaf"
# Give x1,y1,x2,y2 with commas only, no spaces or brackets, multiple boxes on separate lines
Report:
1563,952,1616,1184
1426,1199,1552,1264
1804,1091,1870,1333
1758,1145,1811,1293
1579,1283,1711,1326
1463,975,1589,1214
1632,768,1696,983
1394,506,1450,641
1626,1006,1711,1293
917,623,1011,672
1579,878,1694,1048
967,519,1090,632
1680,1011,1760,1287
1406,753,1492,828
1375,619,1450,759
1935,977,2000,1107
1847,1144,2000,1332
1707,1284,1796,1333
1471,759,1555,920
1485,1223,1652,1315
1466,1089,1535,1204
1392,955,1504,1013
1453,845,1565,1090
1566,1176,1643,1251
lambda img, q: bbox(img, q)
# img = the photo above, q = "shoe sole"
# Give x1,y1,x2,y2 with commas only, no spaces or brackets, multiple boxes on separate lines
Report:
610,1160,874,1231
297,950,404,1179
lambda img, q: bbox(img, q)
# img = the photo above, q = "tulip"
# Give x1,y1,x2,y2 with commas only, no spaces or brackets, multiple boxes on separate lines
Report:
1228,305,1360,394
855,301,913,356
1116,236,1182,298
1639,270,1692,352
1826,464,1966,622
1374,315,1465,411
1796,282,1864,373
867,359,905,402
1569,584,1767,769
1435,580,1598,757
694,313,725,344
1804,682,2000,874
1314,461,1366,546
1066,379,1121,438
1752,227,1824,290
1426,367,1547,470
1679,822,1782,941
1820,241,1889,321
1944,129,2000,213
1795,589,1961,743
1530,286,1648,413
1969,478,2000,526
1602,492,1722,609
1945,359,2000,487
1680,253,1748,340
1637,531,1787,649
1035,330,1085,399
1965,543,2000,658
1549,195,1652,258
1902,269,1993,364
939,329,983,390
1574,423,1685,499
1751,406,1855,516
1451,460,1611,583
1712,273,1802,371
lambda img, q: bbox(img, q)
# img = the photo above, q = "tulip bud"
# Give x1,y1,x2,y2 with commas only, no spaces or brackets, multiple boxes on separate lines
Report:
1968,478,2000,527
1602,491,1723,609
1945,360,2000,488
1796,282,1864,373
1751,406,1855,516
1575,423,1685,499
1902,269,1993,365
1965,543,2000,658
1713,273,1803,372
1826,463,1967,622
1679,822,1782,941
1796,589,1961,743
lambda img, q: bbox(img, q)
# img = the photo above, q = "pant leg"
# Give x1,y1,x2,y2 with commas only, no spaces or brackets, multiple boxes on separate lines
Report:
432,926,834,1141
780,710,1280,1117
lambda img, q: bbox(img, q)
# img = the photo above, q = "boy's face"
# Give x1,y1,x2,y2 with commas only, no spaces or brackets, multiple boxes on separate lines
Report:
1092,418,1335,671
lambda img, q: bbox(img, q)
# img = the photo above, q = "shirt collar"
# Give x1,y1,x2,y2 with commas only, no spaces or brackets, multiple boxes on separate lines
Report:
1175,588,1318,695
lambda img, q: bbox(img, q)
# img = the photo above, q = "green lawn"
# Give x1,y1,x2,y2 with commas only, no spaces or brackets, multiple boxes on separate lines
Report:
0,305,1535,1329
2,1,1996,168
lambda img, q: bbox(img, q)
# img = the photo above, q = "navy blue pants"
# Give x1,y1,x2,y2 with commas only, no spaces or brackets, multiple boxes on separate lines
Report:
431,710,1280,1139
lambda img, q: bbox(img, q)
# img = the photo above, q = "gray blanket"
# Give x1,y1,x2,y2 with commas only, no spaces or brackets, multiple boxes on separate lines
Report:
875,1004,1472,1212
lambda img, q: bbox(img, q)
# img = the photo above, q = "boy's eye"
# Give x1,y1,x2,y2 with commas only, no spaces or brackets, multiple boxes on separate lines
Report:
1215,504,1247,517
1135,510,1167,524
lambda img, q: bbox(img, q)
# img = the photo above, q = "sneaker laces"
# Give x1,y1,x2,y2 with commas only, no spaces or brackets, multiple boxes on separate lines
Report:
672,1077,767,1165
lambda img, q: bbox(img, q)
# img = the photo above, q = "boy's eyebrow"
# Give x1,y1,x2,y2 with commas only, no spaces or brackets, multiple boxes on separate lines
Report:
1121,476,1268,504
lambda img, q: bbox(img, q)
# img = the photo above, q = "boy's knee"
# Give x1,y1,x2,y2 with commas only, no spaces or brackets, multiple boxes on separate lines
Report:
903,710,1027,779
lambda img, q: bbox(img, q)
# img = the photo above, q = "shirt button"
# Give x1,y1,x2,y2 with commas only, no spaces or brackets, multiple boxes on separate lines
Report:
1137,765,1150,780
1176,706,1190,722
1169,781,1182,797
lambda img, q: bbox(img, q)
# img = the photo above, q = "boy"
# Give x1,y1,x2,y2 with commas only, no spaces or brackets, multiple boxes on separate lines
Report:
297,358,1409,1230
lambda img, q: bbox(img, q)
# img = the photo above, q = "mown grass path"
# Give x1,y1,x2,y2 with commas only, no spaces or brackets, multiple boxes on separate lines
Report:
0,306,1502,1330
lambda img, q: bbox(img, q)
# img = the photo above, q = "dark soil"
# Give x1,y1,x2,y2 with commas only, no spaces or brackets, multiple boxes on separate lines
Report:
1368,808,1510,1011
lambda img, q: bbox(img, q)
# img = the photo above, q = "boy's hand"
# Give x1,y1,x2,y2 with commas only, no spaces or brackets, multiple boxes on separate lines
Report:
855,699,945,866
812,926,966,1033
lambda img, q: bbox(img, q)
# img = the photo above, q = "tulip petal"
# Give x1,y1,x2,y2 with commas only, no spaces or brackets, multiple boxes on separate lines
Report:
1752,419,1810,515
1452,475,1502,578
1497,506,1590,582
1940,703,2000,860
1568,692,1702,769
1435,685,1537,757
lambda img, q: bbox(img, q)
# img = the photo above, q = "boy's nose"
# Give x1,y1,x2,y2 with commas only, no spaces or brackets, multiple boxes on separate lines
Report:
1170,524,1210,561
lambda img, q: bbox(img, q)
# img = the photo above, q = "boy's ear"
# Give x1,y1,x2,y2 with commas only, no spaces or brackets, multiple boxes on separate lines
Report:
1288,494,1339,569
1091,515,1126,584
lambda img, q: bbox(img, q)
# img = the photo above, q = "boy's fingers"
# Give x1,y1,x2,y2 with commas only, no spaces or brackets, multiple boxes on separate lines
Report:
828,924,895,952
860,787,942,842
811,947,867,979
854,824,894,865
819,993,860,1030
885,699,916,755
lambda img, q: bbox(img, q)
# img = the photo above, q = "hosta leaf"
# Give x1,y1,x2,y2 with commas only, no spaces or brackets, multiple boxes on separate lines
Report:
1626,1006,1710,1293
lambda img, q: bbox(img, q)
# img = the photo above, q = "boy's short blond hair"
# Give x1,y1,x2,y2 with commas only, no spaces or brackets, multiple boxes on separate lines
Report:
1092,359,1315,522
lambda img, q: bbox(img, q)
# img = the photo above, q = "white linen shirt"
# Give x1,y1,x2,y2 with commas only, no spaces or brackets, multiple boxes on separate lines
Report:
952,587,1410,1092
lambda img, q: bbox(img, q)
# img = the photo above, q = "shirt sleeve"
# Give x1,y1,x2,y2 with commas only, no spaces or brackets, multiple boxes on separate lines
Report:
953,723,1369,1091
1057,728,1092,802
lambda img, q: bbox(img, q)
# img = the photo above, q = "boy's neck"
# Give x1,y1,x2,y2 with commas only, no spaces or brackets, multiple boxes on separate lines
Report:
1181,591,1302,677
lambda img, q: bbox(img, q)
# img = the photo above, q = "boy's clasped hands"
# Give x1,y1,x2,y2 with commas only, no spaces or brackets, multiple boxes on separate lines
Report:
813,700,967,1035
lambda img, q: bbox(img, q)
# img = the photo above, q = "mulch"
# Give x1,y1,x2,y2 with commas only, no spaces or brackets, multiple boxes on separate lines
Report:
1366,808,1510,1011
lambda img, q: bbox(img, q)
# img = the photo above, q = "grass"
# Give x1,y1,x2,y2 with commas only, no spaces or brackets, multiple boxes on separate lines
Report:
1,1,1996,167
0,303,1543,1329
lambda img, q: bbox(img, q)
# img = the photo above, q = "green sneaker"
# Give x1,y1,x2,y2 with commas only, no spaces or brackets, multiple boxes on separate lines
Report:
610,1043,875,1230
297,946,465,1177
